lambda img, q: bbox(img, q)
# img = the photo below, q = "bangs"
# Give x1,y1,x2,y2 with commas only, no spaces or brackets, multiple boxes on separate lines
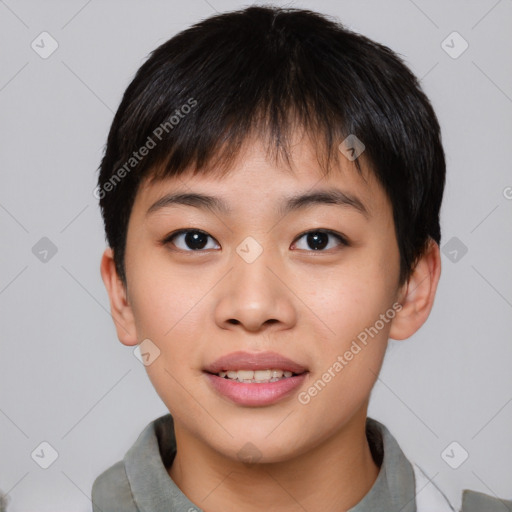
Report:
143,107,354,187
111,24,365,189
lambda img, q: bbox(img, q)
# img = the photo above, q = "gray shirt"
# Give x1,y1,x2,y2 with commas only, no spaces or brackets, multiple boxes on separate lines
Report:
91,414,511,512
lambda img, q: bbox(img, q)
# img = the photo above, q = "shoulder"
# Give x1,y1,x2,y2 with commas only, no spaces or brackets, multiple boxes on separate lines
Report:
91,460,139,512
411,463,512,512
90,414,173,511
411,463,456,511
369,418,510,512
460,489,512,512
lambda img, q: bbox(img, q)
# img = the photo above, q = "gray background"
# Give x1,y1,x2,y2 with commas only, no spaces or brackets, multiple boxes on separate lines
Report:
1,0,511,510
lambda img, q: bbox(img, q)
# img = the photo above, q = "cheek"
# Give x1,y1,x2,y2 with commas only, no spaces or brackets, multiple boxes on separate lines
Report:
128,247,204,338
126,254,211,404
304,259,395,346
297,250,397,403
296,274,393,423
309,285,391,386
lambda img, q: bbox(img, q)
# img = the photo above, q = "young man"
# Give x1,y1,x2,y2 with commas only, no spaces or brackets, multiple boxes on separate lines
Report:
92,5,510,512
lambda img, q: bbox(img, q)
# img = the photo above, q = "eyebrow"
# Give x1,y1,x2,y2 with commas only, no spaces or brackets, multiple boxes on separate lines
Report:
146,188,370,219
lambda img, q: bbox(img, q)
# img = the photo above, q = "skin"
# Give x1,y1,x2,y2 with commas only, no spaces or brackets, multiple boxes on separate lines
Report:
101,130,441,512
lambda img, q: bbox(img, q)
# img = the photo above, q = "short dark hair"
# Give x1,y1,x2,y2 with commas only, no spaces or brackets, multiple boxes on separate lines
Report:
97,5,445,287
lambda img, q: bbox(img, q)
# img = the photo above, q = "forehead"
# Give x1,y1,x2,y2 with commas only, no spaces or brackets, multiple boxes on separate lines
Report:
132,132,388,219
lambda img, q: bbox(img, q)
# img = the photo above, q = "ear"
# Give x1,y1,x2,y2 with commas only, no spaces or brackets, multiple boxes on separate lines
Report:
389,238,442,340
100,247,138,346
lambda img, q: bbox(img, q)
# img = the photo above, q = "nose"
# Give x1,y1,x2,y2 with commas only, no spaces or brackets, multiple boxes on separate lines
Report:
214,243,297,333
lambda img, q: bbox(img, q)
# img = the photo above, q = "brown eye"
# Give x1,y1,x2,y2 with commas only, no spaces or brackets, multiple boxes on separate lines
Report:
163,230,220,251
292,230,348,251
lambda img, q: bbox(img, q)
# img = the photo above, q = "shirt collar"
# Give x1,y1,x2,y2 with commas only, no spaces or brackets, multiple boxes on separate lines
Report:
348,417,417,512
123,414,417,512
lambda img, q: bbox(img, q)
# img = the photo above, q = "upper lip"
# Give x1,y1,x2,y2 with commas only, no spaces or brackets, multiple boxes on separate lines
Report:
204,351,308,374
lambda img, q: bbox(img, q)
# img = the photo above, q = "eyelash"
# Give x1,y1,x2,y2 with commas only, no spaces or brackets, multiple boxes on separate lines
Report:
161,228,349,253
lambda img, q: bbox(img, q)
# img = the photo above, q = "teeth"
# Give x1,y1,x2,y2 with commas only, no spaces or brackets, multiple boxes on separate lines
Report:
216,368,296,382
237,370,254,380
254,370,271,380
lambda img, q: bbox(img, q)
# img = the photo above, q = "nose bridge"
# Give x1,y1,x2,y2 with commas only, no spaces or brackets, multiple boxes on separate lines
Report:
214,234,295,331
232,234,278,301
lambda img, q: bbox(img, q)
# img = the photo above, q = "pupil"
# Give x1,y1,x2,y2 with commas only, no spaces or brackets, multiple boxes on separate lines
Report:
186,231,208,250
307,232,328,250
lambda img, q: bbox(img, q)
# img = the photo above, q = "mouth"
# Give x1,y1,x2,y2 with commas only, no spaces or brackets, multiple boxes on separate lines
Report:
203,350,308,378
208,368,303,383
203,351,309,406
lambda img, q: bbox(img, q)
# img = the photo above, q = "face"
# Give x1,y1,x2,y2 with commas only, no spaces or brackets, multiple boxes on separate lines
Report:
118,133,404,463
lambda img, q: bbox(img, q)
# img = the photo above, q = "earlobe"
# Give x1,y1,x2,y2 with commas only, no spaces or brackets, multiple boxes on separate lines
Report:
100,247,139,346
389,238,442,341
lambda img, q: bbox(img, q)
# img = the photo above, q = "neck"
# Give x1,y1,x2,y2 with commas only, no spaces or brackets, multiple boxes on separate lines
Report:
168,407,380,512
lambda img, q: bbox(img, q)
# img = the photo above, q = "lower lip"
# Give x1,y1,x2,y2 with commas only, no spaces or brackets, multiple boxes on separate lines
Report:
204,372,308,406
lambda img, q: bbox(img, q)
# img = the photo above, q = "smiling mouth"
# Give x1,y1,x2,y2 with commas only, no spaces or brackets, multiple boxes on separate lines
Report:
204,356,309,405
208,369,304,383
203,350,308,389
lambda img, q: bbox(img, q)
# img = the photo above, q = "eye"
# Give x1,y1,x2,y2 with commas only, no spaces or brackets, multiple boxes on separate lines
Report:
292,229,348,251
162,229,220,251
162,228,348,253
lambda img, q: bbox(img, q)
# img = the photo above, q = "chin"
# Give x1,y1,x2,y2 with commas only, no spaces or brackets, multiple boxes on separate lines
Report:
205,424,310,465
